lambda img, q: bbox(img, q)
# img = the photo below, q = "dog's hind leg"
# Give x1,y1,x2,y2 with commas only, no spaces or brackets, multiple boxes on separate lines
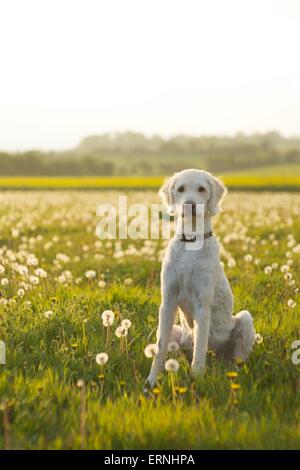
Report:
169,324,183,344
230,310,256,361
169,310,193,350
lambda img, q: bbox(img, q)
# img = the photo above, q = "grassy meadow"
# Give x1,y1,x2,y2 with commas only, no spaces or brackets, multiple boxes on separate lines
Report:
0,188,300,449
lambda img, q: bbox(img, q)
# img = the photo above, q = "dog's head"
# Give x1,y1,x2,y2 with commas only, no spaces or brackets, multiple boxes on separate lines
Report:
159,169,227,218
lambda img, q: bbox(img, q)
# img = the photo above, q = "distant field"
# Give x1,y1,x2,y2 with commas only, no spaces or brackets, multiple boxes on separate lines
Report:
0,164,300,190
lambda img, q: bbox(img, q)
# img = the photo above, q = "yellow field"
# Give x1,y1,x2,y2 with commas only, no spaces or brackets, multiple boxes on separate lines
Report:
0,173,299,190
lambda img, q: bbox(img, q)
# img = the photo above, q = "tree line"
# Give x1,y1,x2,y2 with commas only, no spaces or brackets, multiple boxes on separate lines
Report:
1,131,300,175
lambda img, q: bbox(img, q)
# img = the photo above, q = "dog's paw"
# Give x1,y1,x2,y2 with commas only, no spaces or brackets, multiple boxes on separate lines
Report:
191,362,205,378
145,375,156,389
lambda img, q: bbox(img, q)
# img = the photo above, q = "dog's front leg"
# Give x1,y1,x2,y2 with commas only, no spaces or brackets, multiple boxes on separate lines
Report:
191,303,211,376
146,298,177,388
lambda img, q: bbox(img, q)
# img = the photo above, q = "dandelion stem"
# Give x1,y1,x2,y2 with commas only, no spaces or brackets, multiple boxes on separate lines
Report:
80,383,86,450
106,326,110,351
2,401,10,450
170,372,175,401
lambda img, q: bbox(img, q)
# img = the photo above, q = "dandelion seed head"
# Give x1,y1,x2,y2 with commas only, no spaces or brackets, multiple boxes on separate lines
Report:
96,352,109,365
144,343,159,358
44,310,53,319
281,264,290,273
287,299,296,308
255,333,263,344
121,319,132,329
115,325,128,338
101,310,115,326
167,341,180,352
85,270,96,279
165,358,180,372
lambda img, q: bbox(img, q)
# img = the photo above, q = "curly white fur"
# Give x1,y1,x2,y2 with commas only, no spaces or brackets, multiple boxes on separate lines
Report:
147,169,256,387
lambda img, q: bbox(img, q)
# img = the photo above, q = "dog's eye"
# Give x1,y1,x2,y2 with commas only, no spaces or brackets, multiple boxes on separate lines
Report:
178,185,185,192
198,186,205,192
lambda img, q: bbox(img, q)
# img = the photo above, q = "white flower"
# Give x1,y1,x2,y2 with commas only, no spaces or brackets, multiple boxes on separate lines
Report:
98,280,106,288
1,278,9,286
76,379,84,388
56,253,70,263
255,333,263,344
101,310,115,326
168,341,180,352
165,359,180,372
281,265,290,273
244,254,253,262
144,343,159,358
0,265,5,274
85,270,96,279
45,310,53,319
287,299,296,308
27,254,38,266
35,268,47,278
264,266,272,274
29,275,39,285
115,325,128,337
11,228,20,238
96,352,109,365
271,263,278,270
227,259,236,268
17,288,25,298
124,278,133,286
121,319,132,329
18,265,28,276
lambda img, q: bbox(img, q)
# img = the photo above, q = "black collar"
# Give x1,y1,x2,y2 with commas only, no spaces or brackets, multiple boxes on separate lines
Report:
180,231,213,242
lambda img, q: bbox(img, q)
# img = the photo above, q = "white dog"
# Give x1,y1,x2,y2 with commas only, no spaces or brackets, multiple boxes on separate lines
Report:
147,169,256,387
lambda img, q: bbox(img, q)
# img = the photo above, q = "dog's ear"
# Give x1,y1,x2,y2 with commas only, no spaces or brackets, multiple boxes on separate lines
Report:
207,174,227,216
159,176,176,215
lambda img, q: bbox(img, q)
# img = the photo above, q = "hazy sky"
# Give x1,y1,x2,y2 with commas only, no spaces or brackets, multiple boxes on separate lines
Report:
1,0,300,151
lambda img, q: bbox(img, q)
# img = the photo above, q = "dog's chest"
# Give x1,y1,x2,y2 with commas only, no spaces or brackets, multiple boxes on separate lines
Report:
164,240,218,305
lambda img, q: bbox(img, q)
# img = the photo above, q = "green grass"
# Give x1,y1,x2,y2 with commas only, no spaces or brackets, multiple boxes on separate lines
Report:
0,163,300,190
0,190,299,449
